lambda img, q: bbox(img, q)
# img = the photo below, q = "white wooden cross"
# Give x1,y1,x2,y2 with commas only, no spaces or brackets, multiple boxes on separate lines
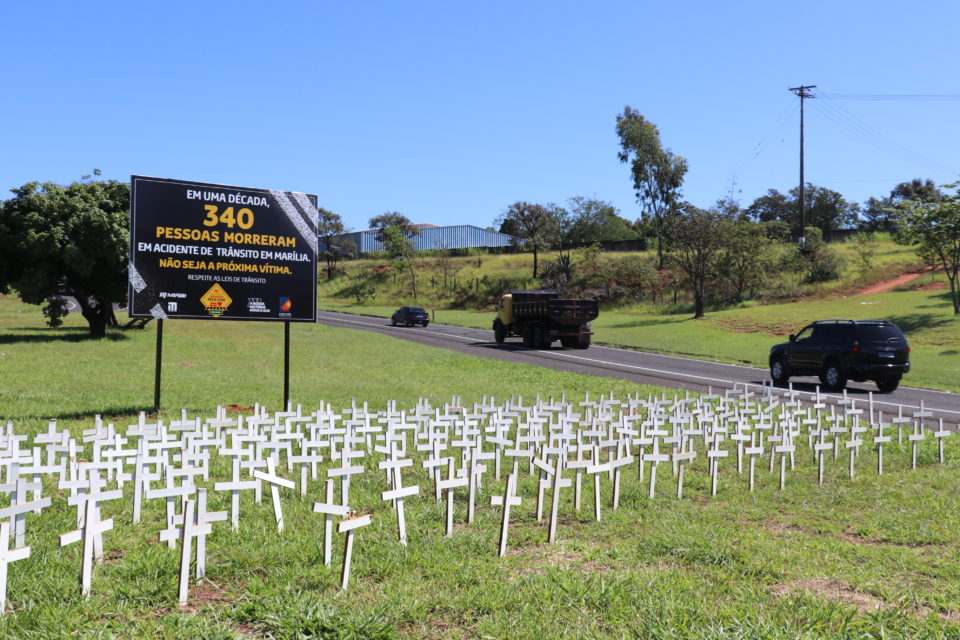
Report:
437,460,468,537
0,478,51,549
338,513,372,590
644,435,670,500
585,446,610,522
379,456,419,546
909,421,925,470
934,419,951,465
0,521,29,613
213,458,261,531
169,488,227,579
158,499,211,605
874,417,891,475
252,458,295,532
744,432,764,493
673,444,697,500
65,476,122,563
59,497,114,598
490,472,521,557
313,480,350,567
144,471,196,549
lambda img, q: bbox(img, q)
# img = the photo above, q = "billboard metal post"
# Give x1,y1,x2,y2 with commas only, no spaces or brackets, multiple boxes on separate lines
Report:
283,321,290,410
153,319,164,411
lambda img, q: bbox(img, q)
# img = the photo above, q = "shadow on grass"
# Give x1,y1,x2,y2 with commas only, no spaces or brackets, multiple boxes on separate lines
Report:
13,405,157,421
0,328,131,344
883,313,956,335
605,316,691,330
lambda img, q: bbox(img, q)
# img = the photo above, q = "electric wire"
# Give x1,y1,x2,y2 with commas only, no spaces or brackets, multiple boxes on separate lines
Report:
811,90,959,175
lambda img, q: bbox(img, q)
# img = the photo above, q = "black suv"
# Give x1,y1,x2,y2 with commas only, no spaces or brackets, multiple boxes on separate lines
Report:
391,306,430,327
769,319,910,392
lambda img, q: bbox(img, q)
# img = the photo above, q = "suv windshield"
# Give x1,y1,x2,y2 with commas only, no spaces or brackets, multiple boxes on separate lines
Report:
857,324,905,343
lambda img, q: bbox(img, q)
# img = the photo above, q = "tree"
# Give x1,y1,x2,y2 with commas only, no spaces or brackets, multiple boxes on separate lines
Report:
369,212,421,299
666,204,726,318
0,175,129,337
745,189,792,223
862,179,945,233
746,185,857,234
497,201,557,278
895,183,960,314
616,106,688,269
317,207,352,280
562,196,638,245
369,212,421,244
716,220,771,302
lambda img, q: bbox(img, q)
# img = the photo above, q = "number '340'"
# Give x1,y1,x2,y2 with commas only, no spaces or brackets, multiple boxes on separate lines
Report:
202,205,254,229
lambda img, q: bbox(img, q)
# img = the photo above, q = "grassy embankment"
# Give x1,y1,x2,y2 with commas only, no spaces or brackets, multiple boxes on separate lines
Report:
319,238,960,392
2,295,960,637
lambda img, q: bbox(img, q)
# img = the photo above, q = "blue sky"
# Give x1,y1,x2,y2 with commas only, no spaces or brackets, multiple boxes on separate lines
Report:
3,1,958,232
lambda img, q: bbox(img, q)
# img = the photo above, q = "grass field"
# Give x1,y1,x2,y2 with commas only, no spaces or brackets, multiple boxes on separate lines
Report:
3,295,960,639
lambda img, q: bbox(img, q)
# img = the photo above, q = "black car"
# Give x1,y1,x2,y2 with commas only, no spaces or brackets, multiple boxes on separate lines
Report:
391,306,430,327
769,319,910,392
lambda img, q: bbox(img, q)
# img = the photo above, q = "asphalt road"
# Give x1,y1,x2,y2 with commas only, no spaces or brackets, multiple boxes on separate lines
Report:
316,309,960,427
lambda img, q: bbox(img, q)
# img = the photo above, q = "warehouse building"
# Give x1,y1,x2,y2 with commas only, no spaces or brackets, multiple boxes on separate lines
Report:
332,224,515,254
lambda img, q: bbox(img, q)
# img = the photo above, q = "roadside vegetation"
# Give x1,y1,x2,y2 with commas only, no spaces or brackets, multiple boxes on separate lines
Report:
2,295,960,638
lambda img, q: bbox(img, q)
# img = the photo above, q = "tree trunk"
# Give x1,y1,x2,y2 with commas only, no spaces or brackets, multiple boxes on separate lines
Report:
693,289,705,319
75,294,112,338
532,248,539,278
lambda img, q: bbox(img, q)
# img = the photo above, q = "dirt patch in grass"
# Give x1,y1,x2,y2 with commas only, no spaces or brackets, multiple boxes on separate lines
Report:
773,578,884,613
513,544,584,575
710,317,798,338
856,266,940,296
774,577,960,623
397,615,470,640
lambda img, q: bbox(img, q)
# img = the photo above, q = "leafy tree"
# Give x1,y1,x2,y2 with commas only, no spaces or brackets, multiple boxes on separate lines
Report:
616,106,688,269
746,189,792,223
0,174,129,337
666,204,725,318
798,184,858,233
562,196,638,245
369,212,421,299
862,178,945,233
717,220,772,302
497,201,557,277
369,212,421,244
746,185,857,234
317,207,353,279
895,183,960,314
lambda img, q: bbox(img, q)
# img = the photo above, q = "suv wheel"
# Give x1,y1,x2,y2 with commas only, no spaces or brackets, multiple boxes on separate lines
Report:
494,320,506,344
876,376,901,393
770,357,789,386
820,361,846,391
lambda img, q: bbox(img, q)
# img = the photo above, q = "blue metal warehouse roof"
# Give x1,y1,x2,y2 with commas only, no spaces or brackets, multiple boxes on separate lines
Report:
331,224,514,254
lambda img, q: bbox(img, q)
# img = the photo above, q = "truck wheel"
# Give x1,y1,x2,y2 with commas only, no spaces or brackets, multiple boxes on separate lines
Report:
532,326,543,349
422,321,429,327
522,327,534,348
494,321,506,344
573,325,591,349
560,336,576,348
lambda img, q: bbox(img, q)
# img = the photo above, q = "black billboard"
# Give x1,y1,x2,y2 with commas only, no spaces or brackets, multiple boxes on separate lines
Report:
129,176,317,322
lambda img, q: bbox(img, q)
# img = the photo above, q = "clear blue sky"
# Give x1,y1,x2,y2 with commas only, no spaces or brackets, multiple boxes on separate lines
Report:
3,1,958,232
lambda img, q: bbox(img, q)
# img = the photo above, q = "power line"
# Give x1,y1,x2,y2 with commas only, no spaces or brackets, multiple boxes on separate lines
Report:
811,90,959,175
819,93,960,101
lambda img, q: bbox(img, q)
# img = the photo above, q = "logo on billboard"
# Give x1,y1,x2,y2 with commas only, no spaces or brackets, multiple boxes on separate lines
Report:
247,297,271,313
279,296,292,318
200,283,233,317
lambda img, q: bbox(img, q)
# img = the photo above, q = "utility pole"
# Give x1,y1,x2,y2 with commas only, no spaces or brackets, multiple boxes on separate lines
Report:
789,85,816,245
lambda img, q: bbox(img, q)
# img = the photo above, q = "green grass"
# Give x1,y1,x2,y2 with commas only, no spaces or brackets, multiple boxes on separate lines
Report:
3,295,960,638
